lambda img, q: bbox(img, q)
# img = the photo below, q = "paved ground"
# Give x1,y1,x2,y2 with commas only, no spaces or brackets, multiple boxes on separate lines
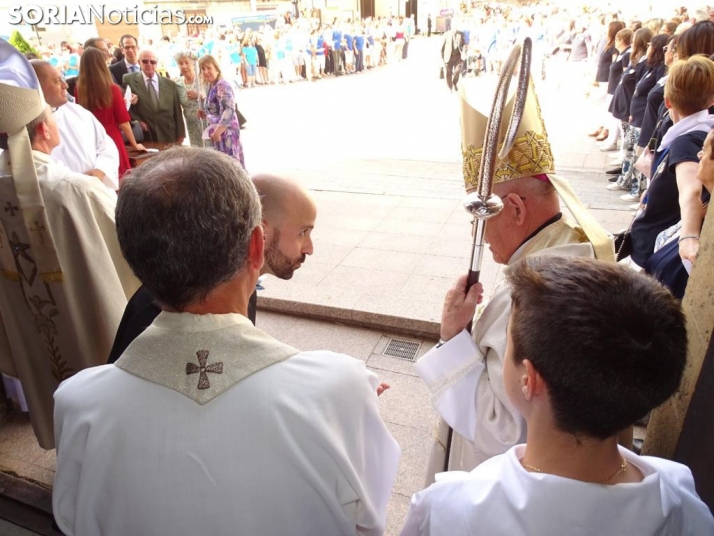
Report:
237,36,633,337
0,36,637,535
0,519,37,535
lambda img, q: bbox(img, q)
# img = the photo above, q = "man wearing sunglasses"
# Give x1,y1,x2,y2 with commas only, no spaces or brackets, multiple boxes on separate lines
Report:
123,49,185,144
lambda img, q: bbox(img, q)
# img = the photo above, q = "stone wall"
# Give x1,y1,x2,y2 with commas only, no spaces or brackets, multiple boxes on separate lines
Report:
642,207,714,458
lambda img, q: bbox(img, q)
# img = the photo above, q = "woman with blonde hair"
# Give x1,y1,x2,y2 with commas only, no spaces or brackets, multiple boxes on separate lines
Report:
75,47,145,180
197,54,244,168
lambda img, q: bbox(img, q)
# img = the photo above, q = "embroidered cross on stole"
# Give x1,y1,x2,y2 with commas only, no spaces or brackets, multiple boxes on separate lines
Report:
186,350,223,389
115,314,299,404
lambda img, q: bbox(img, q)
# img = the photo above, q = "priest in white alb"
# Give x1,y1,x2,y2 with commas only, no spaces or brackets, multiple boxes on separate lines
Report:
52,147,400,536
31,59,119,191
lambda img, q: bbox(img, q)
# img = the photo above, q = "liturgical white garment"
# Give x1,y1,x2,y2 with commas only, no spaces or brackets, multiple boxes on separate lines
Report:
416,220,595,475
52,102,119,190
0,150,138,448
401,445,714,535
53,312,400,536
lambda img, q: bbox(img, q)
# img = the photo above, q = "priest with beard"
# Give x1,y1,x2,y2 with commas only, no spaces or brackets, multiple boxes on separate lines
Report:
107,173,316,363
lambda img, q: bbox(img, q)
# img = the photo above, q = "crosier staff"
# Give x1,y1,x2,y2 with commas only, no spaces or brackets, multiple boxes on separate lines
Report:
463,38,532,292
442,38,533,473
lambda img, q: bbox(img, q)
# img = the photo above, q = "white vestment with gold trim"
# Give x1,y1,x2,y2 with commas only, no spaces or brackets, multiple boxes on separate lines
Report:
416,219,595,477
0,151,138,448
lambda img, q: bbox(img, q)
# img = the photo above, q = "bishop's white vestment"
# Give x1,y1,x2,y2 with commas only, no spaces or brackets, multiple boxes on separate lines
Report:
52,101,119,190
415,219,595,476
400,445,714,535
53,312,401,536
0,150,139,448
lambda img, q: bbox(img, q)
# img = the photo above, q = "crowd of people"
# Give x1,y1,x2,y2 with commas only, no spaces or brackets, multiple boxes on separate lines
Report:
436,3,714,303
1,3,714,536
36,13,417,87
20,13,419,179
582,14,714,302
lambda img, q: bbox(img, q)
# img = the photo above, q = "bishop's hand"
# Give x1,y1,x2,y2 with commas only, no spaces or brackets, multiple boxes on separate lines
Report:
440,274,483,342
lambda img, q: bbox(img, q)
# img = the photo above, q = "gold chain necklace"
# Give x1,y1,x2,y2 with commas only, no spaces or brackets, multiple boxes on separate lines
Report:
522,457,628,484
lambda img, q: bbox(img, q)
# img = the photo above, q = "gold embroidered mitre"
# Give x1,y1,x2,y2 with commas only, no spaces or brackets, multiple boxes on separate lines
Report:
0,40,46,135
458,75,614,262
459,77,555,191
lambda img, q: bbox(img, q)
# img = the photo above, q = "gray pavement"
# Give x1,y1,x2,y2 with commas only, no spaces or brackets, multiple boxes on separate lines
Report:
237,36,633,337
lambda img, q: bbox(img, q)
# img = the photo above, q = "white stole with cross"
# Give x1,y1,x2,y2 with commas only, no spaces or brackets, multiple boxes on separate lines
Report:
115,312,299,405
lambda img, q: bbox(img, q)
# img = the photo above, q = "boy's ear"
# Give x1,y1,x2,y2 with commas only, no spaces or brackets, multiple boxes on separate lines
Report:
522,359,547,400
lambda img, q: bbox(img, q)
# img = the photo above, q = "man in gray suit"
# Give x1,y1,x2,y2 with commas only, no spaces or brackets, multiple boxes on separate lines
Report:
123,50,185,144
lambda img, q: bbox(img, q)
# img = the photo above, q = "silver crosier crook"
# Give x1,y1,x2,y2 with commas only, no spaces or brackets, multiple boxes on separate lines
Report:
442,39,533,474
463,38,532,291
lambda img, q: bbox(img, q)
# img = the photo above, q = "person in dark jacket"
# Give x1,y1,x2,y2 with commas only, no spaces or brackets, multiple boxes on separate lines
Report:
610,33,668,199
597,28,632,148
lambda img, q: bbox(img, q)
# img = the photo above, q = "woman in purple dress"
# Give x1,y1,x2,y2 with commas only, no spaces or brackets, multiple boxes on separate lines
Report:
197,54,245,168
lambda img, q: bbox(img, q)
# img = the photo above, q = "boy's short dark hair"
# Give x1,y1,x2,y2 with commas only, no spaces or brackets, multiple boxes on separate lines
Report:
506,256,687,440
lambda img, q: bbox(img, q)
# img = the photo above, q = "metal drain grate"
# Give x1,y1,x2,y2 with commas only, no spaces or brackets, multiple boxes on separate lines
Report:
383,339,421,362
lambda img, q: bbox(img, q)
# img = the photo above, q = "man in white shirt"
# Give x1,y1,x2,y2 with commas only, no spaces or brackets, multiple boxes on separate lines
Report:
401,257,714,536
31,60,119,190
53,147,400,536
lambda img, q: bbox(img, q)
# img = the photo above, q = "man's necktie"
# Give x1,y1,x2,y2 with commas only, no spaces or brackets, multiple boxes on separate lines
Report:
131,64,139,73
147,78,159,108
